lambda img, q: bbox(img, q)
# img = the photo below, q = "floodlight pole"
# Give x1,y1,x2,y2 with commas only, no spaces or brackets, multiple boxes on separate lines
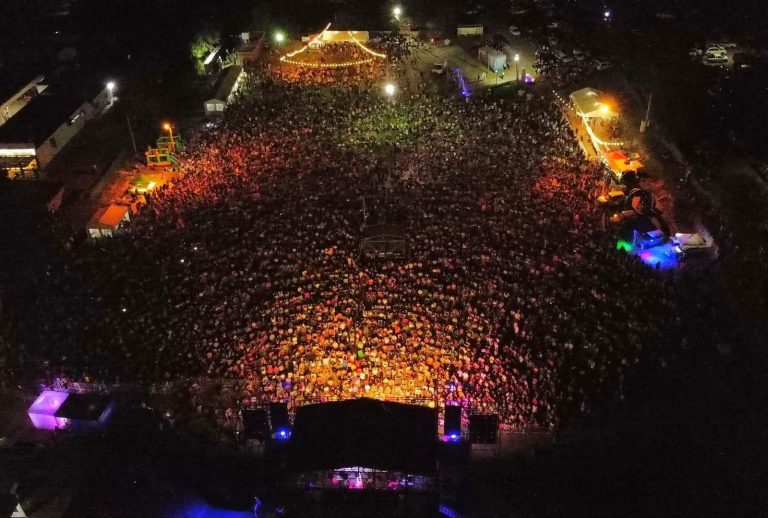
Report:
640,91,652,133
125,112,137,153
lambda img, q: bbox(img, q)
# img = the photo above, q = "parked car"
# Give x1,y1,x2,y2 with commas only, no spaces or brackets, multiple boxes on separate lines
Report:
573,48,585,60
705,49,727,58
509,25,521,36
594,59,613,70
707,41,736,48
432,60,448,74
703,56,728,66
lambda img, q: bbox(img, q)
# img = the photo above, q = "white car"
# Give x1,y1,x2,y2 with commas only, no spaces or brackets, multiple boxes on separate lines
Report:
703,56,728,66
432,60,448,74
704,47,726,56
707,41,736,49
594,59,613,70
704,50,726,60
509,25,521,36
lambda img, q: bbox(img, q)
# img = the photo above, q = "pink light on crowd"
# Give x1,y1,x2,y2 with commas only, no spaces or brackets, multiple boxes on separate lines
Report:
27,391,70,430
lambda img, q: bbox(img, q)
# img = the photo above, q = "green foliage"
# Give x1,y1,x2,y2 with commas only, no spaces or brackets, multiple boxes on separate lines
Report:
190,30,221,75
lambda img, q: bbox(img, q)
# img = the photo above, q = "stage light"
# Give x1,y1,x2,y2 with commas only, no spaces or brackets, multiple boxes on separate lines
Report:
274,32,285,44
275,427,291,440
384,83,396,97
444,432,460,442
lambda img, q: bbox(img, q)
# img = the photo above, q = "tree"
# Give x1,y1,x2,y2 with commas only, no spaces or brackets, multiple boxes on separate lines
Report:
190,30,221,76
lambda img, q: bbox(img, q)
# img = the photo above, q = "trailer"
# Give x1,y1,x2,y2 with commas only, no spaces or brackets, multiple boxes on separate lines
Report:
457,25,484,37
478,46,507,72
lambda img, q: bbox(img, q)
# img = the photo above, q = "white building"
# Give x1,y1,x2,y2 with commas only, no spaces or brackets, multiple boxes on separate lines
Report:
0,82,110,178
204,65,243,117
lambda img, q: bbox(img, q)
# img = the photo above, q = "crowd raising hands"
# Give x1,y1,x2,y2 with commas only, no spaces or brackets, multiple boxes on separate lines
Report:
31,41,683,430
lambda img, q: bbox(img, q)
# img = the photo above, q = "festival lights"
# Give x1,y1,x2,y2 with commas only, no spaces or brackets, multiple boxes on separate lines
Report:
281,22,332,60
347,31,387,58
279,23,386,69
280,57,376,68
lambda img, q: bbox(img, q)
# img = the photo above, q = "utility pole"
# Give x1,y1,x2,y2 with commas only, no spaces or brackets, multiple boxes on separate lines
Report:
125,112,138,153
640,92,652,133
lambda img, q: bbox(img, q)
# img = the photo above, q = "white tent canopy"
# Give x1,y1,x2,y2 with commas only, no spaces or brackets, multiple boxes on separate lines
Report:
569,87,617,119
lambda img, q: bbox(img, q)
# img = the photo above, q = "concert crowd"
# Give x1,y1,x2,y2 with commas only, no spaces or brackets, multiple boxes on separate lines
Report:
29,40,683,430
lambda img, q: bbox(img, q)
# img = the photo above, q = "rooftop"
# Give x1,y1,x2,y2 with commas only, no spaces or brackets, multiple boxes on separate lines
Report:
88,204,129,230
0,70,43,104
0,92,87,146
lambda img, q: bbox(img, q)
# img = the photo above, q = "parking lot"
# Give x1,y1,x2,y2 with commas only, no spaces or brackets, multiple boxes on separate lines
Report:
403,34,537,93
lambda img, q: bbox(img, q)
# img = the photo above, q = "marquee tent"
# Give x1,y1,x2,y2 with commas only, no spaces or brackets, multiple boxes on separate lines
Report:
569,87,617,119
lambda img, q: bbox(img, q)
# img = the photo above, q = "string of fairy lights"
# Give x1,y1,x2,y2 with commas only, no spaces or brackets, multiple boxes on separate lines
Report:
279,24,387,69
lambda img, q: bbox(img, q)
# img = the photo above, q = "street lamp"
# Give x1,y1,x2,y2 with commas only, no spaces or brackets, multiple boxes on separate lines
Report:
106,81,116,93
393,6,402,20
274,31,285,44
514,54,520,82
603,10,611,20
163,122,174,148
384,83,396,97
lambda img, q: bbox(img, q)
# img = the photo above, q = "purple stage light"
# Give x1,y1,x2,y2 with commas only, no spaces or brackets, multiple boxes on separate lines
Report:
27,391,69,430
634,242,679,270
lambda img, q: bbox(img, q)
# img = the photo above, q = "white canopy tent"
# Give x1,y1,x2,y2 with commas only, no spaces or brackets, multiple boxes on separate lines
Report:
569,88,617,119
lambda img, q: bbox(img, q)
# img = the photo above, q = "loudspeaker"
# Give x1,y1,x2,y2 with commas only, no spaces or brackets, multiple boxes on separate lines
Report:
444,406,461,437
469,414,499,444
268,402,290,431
242,408,269,439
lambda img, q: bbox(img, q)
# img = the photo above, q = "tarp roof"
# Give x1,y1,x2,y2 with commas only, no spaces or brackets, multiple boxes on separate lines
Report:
0,92,86,147
569,87,617,119
291,399,437,475
88,205,129,230
604,151,644,173
208,66,243,103
56,393,112,421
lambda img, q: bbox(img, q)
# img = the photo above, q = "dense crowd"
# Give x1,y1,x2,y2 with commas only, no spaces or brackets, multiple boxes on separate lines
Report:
31,43,681,430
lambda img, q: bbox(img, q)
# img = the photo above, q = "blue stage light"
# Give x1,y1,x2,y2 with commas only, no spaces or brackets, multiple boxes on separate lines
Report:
275,427,291,440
